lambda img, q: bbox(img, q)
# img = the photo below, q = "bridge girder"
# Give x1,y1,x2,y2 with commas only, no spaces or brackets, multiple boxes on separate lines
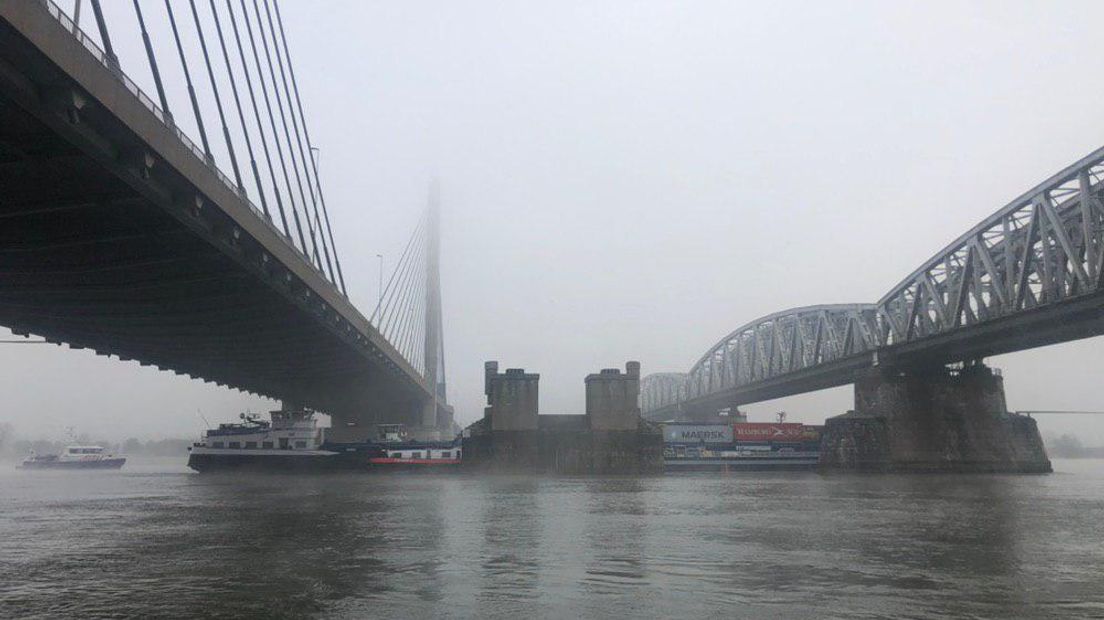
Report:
644,145,1104,419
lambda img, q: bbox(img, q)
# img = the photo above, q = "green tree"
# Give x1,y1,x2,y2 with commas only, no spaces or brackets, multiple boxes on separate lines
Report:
1050,434,1086,458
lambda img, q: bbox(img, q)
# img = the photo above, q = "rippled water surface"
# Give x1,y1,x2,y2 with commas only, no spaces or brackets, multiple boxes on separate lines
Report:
2,458,1103,619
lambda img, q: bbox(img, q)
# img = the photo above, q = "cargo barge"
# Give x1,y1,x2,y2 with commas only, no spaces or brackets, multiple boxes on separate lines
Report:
187,413,461,473
662,422,822,471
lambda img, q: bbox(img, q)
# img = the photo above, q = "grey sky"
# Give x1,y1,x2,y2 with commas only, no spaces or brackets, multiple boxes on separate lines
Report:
4,0,1104,442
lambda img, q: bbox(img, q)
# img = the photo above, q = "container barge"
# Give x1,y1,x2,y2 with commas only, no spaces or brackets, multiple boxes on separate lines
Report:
661,422,822,471
187,412,461,473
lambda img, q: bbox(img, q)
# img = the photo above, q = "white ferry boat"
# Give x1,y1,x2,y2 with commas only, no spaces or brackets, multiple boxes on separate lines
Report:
19,445,126,470
187,410,339,472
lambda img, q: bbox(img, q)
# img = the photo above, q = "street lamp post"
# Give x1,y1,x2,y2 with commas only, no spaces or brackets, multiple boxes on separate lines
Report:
376,253,383,317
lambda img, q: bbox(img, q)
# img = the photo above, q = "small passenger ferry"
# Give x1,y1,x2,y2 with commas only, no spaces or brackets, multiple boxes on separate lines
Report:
19,445,126,470
187,410,339,472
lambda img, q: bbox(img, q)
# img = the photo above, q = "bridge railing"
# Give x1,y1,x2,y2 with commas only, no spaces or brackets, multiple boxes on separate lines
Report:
35,0,332,290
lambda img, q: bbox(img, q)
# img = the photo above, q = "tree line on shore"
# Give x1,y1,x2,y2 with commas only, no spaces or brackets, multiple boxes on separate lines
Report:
0,423,192,459
1045,433,1104,459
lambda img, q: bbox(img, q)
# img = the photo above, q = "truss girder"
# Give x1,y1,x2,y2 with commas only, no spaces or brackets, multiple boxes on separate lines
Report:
641,304,878,413
877,146,1104,346
642,144,1104,416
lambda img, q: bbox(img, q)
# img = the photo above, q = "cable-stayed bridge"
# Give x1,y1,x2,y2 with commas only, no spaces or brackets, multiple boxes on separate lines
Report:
0,0,452,438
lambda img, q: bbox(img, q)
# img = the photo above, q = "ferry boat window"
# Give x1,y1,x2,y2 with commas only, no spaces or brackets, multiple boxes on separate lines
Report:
411,452,422,459
390,452,401,458
213,442,224,448
294,441,307,449
279,438,289,449
262,441,273,449
245,442,257,449
441,451,451,459
228,442,241,449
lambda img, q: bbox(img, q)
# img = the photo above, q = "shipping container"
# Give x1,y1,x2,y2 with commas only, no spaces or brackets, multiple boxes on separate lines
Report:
662,424,734,444
732,423,810,442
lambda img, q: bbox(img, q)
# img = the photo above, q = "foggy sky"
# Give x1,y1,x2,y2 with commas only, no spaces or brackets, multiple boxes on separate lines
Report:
4,0,1104,442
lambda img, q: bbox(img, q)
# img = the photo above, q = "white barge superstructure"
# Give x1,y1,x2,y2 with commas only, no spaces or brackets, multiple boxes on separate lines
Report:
187,410,339,472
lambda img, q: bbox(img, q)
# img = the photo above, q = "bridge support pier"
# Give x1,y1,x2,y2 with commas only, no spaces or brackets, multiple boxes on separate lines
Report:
820,364,1051,473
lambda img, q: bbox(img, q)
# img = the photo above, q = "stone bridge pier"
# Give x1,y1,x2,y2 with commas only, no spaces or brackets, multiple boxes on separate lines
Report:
820,364,1051,473
281,371,452,443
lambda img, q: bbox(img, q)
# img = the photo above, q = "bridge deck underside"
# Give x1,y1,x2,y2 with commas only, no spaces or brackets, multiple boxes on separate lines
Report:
0,14,424,420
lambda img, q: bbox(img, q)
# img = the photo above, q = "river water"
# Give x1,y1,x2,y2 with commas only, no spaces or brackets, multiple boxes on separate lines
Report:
1,458,1103,619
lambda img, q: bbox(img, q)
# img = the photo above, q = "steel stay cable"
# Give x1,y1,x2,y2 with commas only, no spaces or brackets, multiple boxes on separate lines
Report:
226,0,291,237
188,0,244,190
381,223,426,342
164,0,213,160
272,0,346,295
396,265,426,368
371,219,423,326
394,247,426,365
381,224,426,341
406,252,429,370
410,265,429,373
262,0,335,284
376,223,420,326
378,232,421,339
209,0,270,219
248,0,317,268
131,1,172,120
237,0,303,251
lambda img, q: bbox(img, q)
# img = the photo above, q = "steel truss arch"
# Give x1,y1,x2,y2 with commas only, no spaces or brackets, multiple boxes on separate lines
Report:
642,144,1104,417
642,304,878,414
876,146,1104,346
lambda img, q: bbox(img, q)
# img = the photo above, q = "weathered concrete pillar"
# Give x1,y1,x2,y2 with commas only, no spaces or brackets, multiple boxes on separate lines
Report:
461,361,541,471
820,365,1051,473
312,370,421,444
485,362,540,431
585,361,641,431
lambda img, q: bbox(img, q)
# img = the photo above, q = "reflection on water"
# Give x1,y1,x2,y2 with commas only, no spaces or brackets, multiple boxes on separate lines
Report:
2,458,1103,618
